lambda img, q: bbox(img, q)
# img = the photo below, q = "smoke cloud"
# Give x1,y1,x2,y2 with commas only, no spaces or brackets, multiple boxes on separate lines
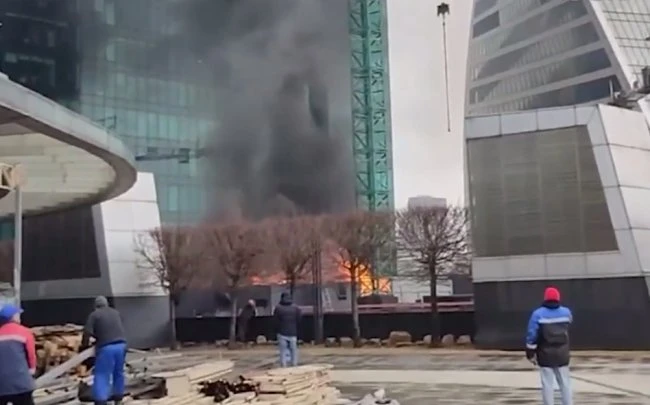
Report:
166,0,356,220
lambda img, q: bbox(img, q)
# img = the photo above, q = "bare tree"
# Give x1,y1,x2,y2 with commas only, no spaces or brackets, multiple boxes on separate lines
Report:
134,226,203,348
263,215,322,294
396,205,471,346
201,222,264,345
326,211,394,346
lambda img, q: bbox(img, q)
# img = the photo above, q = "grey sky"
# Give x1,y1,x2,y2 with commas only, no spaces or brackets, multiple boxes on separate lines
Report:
387,0,471,208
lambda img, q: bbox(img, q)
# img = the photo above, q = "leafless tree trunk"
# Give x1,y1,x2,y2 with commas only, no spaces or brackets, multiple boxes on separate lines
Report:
325,211,394,347
428,260,438,347
350,267,360,343
199,222,264,347
169,296,178,349
262,215,322,296
133,226,203,350
396,205,471,347
229,294,238,345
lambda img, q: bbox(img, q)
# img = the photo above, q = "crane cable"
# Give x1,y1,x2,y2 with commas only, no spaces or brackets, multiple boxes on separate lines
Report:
438,2,451,133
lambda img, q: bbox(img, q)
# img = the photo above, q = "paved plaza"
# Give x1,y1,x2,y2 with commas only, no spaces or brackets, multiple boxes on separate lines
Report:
213,348,650,404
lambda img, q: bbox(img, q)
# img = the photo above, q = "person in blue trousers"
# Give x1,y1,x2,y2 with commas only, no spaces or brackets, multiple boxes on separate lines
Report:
81,296,127,405
273,292,301,367
526,287,573,405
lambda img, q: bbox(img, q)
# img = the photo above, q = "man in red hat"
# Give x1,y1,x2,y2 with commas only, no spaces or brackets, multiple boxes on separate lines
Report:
525,286,573,405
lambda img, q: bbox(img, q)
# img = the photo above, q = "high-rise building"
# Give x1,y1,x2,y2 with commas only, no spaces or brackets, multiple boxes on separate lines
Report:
466,0,650,349
466,0,650,117
0,0,216,224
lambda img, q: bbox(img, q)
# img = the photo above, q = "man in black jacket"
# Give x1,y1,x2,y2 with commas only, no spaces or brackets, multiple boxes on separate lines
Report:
238,300,257,343
273,292,301,367
525,287,573,405
82,296,127,405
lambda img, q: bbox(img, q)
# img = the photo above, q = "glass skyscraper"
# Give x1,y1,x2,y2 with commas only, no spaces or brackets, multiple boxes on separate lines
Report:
1,0,216,224
466,0,650,349
466,0,650,116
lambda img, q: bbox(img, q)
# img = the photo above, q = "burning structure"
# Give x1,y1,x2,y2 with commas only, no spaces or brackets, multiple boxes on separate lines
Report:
0,0,392,346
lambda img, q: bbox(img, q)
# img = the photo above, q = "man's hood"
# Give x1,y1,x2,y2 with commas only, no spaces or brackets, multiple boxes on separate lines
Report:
280,293,292,305
95,296,109,308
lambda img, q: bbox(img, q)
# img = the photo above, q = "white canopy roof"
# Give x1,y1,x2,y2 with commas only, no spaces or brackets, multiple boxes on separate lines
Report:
0,74,136,218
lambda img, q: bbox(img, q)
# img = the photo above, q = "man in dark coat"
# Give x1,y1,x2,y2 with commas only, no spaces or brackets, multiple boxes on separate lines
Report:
273,292,301,367
82,296,127,405
237,299,257,343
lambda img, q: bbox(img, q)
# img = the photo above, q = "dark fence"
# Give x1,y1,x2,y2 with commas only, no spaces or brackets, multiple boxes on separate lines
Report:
176,311,474,343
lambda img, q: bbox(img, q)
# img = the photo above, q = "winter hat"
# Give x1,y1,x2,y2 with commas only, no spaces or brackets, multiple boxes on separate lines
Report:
543,287,561,302
0,304,22,321
94,296,109,308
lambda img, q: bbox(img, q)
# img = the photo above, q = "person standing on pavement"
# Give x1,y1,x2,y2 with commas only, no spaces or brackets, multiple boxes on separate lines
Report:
525,287,573,405
238,299,257,343
81,296,128,405
0,304,36,405
273,292,301,367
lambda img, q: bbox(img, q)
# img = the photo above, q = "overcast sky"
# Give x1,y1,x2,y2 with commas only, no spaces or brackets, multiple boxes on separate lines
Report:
387,0,472,209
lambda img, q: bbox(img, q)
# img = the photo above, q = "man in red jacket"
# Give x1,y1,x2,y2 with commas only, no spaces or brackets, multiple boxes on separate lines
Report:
0,304,36,405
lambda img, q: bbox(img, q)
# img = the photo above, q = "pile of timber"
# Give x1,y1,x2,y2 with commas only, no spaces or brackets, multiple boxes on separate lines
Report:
129,363,340,405
244,364,341,405
128,361,235,405
31,324,85,376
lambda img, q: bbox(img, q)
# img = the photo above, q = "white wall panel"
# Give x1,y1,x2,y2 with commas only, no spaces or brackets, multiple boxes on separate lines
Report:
631,229,650,273
98,172,165,298
603,187,629,230
609,146,650,189
507,255,545,279
537,107,577,130
465,115,501,139
472,257,509,282
500,111,538,135
620,187,650,229
598,105,650,149
575,106,598,126
585,251,626,277
613,229,642,275
546,254,587,278
591,145,618,188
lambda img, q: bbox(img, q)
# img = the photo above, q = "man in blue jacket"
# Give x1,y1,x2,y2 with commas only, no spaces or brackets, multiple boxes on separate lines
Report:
526,287,573,405
81,296,127,405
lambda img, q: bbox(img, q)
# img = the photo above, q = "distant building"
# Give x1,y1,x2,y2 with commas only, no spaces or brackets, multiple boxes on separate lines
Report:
396,196,451,302
407,196,446,209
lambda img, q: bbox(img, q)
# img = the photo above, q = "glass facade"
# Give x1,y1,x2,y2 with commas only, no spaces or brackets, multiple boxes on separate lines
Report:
0,0,218,281
598,0,650,85
467,0,619,116
74,0,216,224
467,127,617,257
0,0,216,224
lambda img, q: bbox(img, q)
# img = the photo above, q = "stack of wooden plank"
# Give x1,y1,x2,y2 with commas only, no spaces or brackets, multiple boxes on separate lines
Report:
31,324,85,376
244,364,341,405
127,361,235,405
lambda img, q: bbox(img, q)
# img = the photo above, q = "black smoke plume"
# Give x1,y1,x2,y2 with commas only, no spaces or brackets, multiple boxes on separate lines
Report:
165,0,355,219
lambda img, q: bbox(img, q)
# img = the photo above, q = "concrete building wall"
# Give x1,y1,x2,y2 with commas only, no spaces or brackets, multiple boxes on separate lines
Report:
21,172,170,348
466,105,650,349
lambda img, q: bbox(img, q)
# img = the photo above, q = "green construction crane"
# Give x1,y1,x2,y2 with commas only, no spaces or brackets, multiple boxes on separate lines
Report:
348,0,394,213
349,0,395,280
